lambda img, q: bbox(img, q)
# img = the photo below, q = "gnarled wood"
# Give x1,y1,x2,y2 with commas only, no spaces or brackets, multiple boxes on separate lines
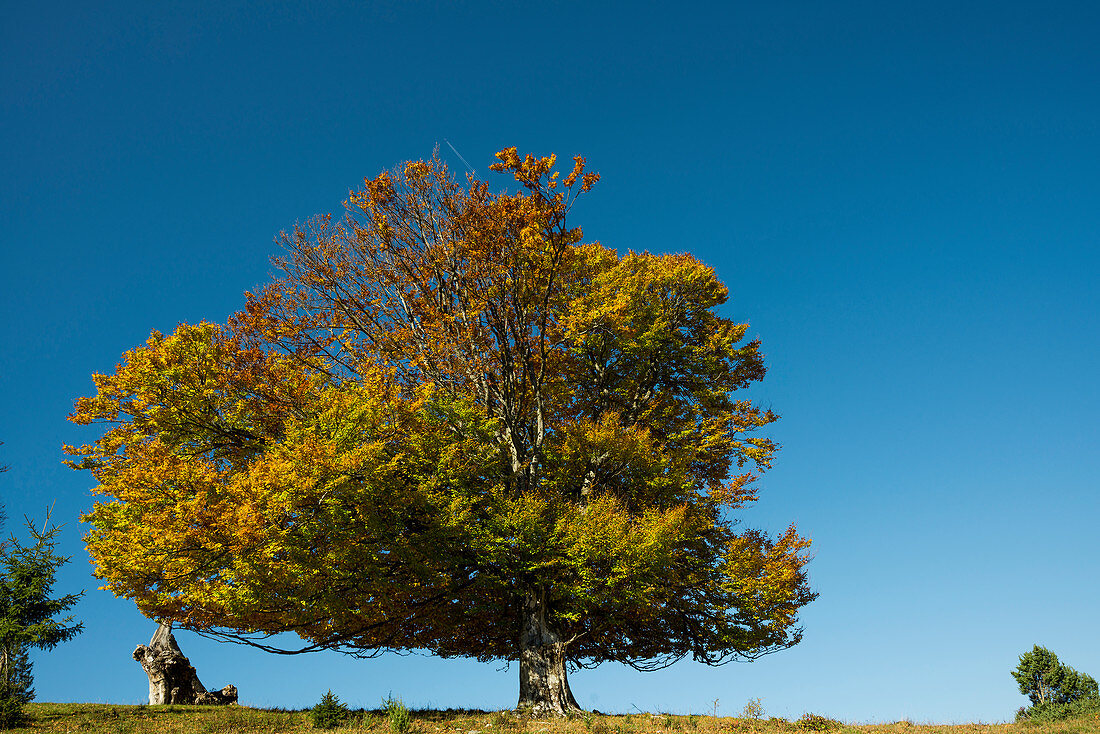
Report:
516,590,581,716
132,623,237,705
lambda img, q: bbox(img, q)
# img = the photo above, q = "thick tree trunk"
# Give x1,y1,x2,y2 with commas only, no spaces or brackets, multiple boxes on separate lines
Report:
132,623,237,705
516,590,581,717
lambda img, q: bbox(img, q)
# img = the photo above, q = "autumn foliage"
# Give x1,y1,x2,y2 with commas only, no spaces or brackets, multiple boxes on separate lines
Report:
68,148,815,713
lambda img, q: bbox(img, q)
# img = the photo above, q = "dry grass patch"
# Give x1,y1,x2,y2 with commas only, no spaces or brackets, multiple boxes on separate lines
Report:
13,705,1100,734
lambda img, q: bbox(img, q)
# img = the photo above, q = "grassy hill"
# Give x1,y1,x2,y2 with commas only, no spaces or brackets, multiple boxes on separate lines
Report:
14,704,1100,734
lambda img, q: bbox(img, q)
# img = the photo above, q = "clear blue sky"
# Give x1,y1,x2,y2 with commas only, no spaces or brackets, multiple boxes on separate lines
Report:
2,0,1097,723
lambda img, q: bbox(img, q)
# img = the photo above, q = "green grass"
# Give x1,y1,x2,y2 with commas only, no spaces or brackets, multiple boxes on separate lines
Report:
11,704,1100,734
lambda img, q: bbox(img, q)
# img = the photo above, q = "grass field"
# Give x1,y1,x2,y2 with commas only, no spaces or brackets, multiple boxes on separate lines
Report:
13,704,1100,734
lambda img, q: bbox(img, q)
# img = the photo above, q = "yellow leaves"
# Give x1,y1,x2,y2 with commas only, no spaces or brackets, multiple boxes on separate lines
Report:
565,494,680,563
561,249,727,349
554,493,694,611
403,160,431,181
548,412,686,508
721,525,815,626
73,317,493,634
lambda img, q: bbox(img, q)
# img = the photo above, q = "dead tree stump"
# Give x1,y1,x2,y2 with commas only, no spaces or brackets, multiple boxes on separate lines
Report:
132,623,238,705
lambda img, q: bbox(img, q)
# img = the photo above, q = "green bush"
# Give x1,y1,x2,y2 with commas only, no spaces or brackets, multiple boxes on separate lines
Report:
311,690,350,730
1017,696,1100,723
796,713,842,731
383,695,411,734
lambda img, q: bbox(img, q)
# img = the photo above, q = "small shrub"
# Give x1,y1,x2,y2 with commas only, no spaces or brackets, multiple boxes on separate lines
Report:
312,690,350,730
741,698,765,720
660,713,676,729
686,714,699,729
796,713,841,731
1017,696,1100,723
384,695,412,734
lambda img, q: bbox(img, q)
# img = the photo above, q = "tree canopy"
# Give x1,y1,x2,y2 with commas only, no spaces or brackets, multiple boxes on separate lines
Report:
1014,645,1099,712
69,148,816,714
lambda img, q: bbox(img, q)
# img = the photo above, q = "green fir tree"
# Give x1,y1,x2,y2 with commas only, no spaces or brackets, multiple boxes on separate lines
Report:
0,504,83,727
311,690,350,730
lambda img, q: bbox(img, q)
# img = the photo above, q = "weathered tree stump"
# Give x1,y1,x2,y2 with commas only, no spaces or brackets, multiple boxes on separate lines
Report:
132,623,238,705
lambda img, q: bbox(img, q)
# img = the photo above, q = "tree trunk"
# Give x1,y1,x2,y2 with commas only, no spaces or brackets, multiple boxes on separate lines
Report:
516,590,581,717
132,623,237,705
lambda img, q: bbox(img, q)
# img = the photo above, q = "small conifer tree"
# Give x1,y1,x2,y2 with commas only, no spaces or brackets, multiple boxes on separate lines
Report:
383,695,411,734
311,689,350,730
0,448,83,728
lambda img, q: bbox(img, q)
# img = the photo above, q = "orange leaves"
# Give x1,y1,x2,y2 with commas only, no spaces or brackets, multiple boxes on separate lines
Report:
491,146,599,200
561,155,595,191
707,473,760,510
403,160,431,181
488,147,557,189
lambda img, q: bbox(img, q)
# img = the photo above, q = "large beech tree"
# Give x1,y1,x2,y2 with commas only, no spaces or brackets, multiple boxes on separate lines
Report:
69,149,816,715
